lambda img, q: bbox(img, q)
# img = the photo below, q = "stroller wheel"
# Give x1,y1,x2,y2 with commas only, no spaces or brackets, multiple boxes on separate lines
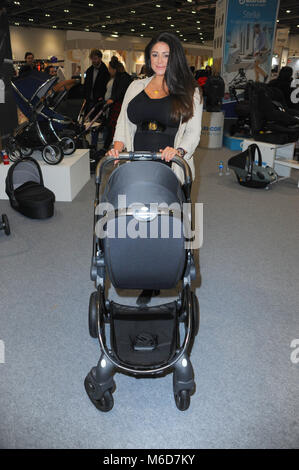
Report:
174,390,191,412
84,377,114,412
60,137,76,156
2,214,10,236
20,147,33,157
8,147,22,162
89,291,99,338
191,292,200,336
42,144,63,165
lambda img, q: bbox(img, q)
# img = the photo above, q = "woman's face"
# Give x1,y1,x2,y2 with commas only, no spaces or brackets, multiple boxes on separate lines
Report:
150,41,170,76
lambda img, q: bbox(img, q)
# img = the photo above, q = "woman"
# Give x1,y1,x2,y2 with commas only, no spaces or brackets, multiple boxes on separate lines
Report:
104,56,132,148
107,32,203,182
107,32,203,304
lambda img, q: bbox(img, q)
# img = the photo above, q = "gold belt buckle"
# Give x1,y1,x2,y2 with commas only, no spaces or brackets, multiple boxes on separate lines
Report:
148,121,158,131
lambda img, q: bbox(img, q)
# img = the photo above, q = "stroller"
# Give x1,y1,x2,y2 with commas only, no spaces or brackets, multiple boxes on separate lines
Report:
7,71,81,164
84,152,199,412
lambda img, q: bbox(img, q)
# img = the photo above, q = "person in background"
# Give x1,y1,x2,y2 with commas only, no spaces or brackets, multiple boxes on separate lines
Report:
18,51,36,77
44,65,57,77
189,65,195,76
104,56,133,148
83,49,110,116
268,66,299,110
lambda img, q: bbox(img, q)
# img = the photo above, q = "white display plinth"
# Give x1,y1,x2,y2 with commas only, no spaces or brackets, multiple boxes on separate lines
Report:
0,149,90,202
200,111,224,149
241,139,296,178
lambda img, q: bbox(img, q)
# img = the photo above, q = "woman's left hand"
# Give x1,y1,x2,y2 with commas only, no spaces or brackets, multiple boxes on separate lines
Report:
160,147,178,162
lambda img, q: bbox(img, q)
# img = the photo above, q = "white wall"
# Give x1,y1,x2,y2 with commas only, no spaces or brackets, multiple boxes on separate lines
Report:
10,26,66,60
288,35,299,56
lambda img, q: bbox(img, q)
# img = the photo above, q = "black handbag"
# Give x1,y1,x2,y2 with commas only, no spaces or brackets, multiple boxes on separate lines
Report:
228,143,278,189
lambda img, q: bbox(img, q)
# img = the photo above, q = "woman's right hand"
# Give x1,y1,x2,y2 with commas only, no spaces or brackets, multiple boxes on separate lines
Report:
106,148,120,165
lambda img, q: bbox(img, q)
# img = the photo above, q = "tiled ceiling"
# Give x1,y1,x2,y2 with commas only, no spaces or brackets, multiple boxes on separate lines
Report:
5,0,299,44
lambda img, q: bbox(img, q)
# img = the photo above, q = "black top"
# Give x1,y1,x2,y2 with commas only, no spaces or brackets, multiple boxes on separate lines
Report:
110,71,133,104
83,62,110,102
127,90,179,152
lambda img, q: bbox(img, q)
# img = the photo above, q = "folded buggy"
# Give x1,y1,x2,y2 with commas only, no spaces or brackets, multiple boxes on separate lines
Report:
84,152,199,412
7,71,79,165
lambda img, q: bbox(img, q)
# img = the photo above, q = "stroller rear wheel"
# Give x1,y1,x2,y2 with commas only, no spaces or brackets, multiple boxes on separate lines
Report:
84,376,114,412
89,291,99,338
174,389,191,411
42,144,63,165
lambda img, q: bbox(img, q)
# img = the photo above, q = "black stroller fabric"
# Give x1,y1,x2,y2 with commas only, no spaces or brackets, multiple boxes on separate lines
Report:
5,157,55,219
101,161,187,290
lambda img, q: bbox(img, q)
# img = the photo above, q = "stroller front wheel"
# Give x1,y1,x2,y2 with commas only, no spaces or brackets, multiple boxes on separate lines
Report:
42,144,63,165
60,137,76,156
8,147,22,162
20,147,33,157
84,377,114,412
175,389,191,412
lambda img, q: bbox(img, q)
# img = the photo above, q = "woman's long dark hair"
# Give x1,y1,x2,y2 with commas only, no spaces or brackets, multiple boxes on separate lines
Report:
144,32,200,123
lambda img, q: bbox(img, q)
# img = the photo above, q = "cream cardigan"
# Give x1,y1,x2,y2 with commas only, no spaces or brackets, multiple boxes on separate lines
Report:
113,75,203,181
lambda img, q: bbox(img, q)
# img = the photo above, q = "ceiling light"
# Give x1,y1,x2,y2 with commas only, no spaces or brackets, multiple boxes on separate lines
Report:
176,30,180,33
131,10,135,13
192,11,196,14
53,26,57,29
14,1,20,4
111,34,118,37
131,29,135,31
14,22,20,25
102,25,106,28
286,10,291,13
150,26,154,29
106,15,110,18
184,39,187,41
167,17,172,20
170,24,175,27
156,4,161,7
187,0,192,3
277,19,279,22
297,25,299,28
180,34,183,37
64,9,69,12
141,23,146,25
85,28,90,31
196,21,200,24
140,34,144,36
29,18,33,21
197,27,201,30
68,22,72,25
45,14,50,17
88,3,94,6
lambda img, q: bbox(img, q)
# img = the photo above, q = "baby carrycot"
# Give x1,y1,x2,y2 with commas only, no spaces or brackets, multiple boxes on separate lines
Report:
85,152,199,412
5,157,55,219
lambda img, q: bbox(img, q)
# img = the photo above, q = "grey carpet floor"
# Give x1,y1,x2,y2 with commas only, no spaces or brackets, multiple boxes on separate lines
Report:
0,146,298,449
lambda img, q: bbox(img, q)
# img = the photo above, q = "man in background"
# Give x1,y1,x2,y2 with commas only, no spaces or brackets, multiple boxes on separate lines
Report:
83,49,110,116
18,51,36,77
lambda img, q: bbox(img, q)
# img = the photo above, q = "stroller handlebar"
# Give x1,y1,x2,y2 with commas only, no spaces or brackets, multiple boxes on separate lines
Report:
95,152,192,190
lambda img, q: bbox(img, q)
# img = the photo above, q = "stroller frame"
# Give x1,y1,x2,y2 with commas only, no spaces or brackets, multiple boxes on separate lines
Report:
85,153,199,412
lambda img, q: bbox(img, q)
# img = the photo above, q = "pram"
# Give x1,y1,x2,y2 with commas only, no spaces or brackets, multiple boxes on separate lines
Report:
6,71,78,164
84,152,199,412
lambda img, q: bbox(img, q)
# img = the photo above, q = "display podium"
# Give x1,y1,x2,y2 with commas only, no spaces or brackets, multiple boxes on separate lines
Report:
0,149,90,201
